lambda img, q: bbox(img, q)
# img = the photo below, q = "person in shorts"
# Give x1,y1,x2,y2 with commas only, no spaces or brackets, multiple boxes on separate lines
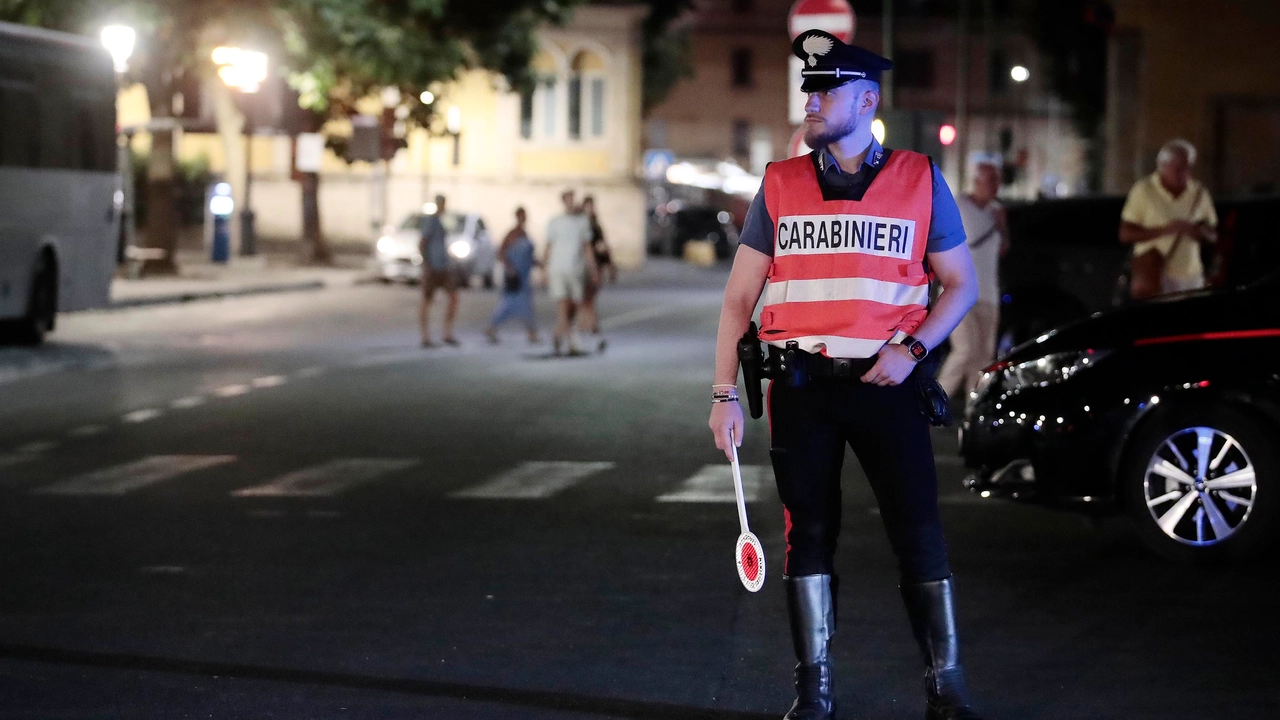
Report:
419,195,460,347
543,189,599,355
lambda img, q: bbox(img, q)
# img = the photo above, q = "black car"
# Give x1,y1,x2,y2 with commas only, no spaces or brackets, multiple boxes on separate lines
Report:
959,274,1280,562
647,206,740,259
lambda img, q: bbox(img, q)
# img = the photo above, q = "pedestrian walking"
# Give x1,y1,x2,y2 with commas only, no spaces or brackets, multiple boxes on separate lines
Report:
580,195,614,349
938,160,1008,401
485,207,540,344
707,30,986,720
419,195,460,347
543,189,599,356
1119,139,1218,299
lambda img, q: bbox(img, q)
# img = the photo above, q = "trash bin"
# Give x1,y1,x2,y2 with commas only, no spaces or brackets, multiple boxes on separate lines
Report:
207,182,235,264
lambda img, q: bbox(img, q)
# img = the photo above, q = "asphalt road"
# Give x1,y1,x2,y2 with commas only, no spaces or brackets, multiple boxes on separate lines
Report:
0,260,1276,720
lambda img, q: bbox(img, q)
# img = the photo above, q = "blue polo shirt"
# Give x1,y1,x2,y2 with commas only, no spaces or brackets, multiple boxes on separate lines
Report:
739,139,966,257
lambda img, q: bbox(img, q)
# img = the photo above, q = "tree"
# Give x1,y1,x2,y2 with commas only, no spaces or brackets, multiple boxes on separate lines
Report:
638,0,693,114
280,0,580,263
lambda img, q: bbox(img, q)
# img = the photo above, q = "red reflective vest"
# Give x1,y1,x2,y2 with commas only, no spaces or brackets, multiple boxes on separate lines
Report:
760,150,934,358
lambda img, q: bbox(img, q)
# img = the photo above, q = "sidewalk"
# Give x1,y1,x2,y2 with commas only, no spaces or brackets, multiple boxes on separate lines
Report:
109,250,371,308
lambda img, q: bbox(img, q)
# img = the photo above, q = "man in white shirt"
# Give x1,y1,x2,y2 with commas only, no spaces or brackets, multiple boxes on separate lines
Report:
939,161,1008,401
1119,139,1218,296
543,189,600,355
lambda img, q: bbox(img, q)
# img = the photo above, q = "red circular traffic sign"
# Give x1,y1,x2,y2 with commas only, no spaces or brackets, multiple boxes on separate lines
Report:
788,0,856,42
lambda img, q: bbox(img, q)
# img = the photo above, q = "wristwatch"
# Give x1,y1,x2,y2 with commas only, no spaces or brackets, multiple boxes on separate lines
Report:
901,335,929,361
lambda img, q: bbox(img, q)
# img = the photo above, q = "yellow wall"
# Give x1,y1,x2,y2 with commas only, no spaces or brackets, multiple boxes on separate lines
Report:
516,148,611,176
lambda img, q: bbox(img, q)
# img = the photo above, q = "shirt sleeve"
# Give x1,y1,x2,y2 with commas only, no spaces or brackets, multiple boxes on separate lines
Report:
1120,182,1148,225
1196,188,1219,227
925,162,966,253
738,182,775,257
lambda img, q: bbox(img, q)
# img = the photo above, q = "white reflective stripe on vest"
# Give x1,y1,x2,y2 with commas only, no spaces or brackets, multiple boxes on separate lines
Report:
767,330,909,359
763,277,929,307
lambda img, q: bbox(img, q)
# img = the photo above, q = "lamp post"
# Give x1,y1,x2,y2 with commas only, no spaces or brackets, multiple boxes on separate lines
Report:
446,106,462,167
211,46,268,257
101,25,136,265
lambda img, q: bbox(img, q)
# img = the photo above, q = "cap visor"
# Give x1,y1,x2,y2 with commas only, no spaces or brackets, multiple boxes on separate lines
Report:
800,76,857,93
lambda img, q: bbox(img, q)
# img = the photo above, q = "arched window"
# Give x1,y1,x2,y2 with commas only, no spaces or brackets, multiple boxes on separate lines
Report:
522,51,560,140
568,50,606,141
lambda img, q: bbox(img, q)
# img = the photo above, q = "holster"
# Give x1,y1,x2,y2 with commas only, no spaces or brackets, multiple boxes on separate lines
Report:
737,322,782,419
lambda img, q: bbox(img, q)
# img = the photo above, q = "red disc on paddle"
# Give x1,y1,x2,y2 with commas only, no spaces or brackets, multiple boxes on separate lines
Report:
735,533,766,592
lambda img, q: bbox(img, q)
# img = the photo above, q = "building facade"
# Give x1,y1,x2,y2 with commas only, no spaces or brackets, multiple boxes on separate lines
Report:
645,0,1088,199
1104,0,1280,195
119,4,650,267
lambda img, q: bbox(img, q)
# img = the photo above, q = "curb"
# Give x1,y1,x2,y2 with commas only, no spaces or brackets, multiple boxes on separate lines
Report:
108,280,328,309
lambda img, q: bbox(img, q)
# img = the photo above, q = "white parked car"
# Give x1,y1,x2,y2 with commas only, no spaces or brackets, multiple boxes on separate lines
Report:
371,210,497,287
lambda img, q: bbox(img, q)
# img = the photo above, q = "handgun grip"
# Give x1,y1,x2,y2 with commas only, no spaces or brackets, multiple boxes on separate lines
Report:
737,322,765,420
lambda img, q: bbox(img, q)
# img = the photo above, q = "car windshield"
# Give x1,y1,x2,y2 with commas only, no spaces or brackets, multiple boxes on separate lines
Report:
400,212,466,234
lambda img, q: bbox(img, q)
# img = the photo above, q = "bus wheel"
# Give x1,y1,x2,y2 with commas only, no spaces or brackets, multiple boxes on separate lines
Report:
15,253,57,345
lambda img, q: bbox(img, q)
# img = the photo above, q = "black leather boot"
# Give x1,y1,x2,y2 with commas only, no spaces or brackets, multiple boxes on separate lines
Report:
900,577,984,720
783,574,837,720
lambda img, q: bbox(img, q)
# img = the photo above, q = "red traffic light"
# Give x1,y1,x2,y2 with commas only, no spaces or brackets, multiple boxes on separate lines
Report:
939,124,957,146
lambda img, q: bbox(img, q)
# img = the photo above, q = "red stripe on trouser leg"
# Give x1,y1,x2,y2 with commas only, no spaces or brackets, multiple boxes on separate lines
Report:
768,380,794,575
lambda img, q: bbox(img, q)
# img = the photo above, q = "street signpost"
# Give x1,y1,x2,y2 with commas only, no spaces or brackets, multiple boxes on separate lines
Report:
788,0,856,125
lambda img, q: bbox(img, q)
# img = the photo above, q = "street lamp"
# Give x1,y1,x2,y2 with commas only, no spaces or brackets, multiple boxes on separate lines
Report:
446,106,462,166
100,25,135,73
1010,65,1030,83
212,46,268,256
102,25,137,265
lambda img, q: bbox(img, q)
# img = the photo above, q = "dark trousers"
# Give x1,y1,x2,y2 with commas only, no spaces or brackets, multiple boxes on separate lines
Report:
768,374,951,584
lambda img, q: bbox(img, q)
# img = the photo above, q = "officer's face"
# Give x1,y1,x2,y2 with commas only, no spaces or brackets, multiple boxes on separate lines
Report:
803,82,877,147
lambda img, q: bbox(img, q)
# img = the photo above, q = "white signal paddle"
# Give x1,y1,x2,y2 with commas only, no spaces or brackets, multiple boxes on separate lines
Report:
729,428,765,592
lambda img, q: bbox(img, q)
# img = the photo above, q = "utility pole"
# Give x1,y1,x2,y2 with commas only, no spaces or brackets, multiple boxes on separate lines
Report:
956,0,971,191
882,0,895,110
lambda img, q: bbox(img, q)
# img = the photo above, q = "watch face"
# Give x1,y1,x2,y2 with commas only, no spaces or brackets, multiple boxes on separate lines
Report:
909,341,927,360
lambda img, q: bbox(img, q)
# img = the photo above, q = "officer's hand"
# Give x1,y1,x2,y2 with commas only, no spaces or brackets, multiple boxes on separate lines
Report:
709,400,745,461
861,344,916,386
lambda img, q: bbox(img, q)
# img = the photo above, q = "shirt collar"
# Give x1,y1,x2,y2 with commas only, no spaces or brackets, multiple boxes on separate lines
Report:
817,137,885,177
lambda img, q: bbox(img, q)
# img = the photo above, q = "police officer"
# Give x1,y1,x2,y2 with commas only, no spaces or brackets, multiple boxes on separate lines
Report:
708,31,983,720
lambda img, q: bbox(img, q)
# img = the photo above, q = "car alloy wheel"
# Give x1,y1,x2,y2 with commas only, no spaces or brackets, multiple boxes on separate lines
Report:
1143,426,1256,547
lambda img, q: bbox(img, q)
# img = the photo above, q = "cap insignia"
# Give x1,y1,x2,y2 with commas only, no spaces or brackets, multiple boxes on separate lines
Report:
801,34,835,68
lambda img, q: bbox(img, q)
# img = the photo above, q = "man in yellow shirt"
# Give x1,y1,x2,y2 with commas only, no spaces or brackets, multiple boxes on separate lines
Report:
1119,139,1218,296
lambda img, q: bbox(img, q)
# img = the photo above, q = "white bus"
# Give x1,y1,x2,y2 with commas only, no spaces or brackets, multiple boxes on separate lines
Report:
0,21,118,344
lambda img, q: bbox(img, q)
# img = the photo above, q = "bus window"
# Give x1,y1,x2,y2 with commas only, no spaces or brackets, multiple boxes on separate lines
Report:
0,82,39,168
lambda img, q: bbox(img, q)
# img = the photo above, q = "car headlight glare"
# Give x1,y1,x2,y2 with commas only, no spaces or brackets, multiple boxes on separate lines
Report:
376,236,396,254
1003,350,1109,392
449,239,472,259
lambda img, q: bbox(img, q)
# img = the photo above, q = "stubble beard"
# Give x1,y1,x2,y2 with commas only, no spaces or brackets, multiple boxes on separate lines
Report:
804,115,859,150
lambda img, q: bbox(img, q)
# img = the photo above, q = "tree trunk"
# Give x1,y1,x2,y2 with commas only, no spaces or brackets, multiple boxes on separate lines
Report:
301,171,331,264
143,124,180,275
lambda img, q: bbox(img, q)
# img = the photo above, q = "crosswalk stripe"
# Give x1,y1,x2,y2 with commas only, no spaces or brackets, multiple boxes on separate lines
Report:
33,455,236,496
0,454,37,471
231,458,419,497
657,464,769,503
450,461,615,499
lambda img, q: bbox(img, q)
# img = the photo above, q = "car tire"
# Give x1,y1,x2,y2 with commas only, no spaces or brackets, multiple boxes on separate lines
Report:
2,253,57,345
1121,404,1277,563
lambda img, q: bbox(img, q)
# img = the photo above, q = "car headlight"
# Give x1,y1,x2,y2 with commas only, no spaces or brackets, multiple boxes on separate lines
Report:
1002,350,1109,392
449,239,472,259
376,236,396,254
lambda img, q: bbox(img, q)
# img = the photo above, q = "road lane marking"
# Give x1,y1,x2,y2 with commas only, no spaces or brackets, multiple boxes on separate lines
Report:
15,441,57,454
33,455,236,496
295,367,324,378
251,375,287,388
657,464,768,503
214,384,250,397
170,396,207,409
0,454,37,471
122,408,163,423
68,425,107,437
231,458,419,498
599,304,683,331
450,461,615,499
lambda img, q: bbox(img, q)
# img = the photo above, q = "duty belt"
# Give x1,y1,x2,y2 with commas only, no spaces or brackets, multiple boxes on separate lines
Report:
767,345,877,380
